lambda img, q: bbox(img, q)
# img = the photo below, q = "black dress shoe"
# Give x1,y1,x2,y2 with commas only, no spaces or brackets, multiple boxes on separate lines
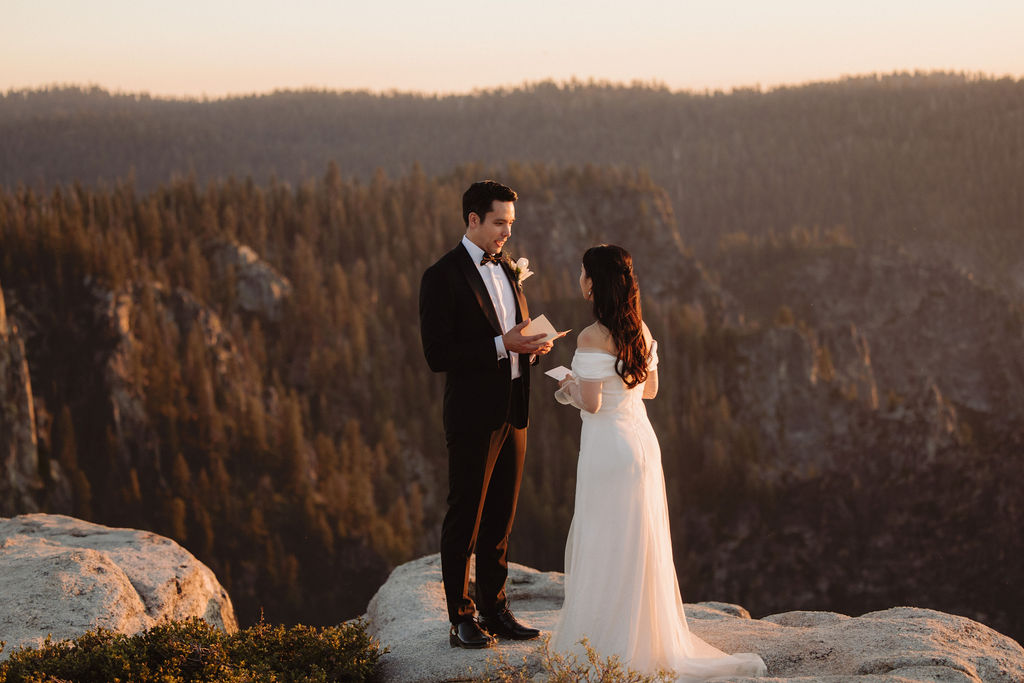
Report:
449,620,496,649
478,610,540,640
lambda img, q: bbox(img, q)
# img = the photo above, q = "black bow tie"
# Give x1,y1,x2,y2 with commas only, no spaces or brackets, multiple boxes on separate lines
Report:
480,252,503,266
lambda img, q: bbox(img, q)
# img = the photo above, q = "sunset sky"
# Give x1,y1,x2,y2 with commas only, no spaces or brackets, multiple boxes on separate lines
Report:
3,0,1023,97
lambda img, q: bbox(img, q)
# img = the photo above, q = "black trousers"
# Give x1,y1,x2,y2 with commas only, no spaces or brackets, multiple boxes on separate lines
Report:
440,378,527,624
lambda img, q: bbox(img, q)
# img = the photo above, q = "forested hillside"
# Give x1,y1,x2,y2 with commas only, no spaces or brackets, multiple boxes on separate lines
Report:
1,74,1022,642
2,73,1022,290
2,162,1022,642
0,164,709,625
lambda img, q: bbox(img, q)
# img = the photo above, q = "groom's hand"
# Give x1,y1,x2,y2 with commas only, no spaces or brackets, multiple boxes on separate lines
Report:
503,319,547,354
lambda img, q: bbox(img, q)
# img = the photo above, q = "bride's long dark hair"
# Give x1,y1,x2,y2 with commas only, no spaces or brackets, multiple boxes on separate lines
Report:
583,244,648,388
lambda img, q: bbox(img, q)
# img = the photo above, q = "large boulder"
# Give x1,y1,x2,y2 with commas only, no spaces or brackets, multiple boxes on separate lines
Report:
365,554,1024,682
365,555,562,683
0,514,237,660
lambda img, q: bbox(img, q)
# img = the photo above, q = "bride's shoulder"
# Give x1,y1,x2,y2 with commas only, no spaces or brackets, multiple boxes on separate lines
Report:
577,322,612,349
641,320,654,345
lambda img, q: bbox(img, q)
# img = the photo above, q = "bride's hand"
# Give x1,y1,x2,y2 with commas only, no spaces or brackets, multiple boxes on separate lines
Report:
558,373,575,388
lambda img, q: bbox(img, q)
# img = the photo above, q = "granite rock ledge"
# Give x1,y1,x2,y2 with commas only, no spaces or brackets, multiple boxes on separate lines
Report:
0,513,237,660
364,554,1024,682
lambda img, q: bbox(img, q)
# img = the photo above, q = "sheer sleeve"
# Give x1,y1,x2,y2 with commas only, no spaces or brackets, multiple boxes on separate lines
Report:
555,376,604,413
643,340,659,399
554,352,616,414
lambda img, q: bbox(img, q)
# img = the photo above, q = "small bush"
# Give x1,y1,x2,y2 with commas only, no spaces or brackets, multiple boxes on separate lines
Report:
228,619,383,682
0,617,383,683
483,635,674,683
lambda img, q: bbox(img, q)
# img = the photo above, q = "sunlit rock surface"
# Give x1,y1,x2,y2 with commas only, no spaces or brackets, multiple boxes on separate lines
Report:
0,514,237,660
0,281,43,516
365,554,1024,682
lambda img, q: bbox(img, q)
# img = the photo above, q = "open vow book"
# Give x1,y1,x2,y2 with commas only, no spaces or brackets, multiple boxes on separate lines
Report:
522,314,570,343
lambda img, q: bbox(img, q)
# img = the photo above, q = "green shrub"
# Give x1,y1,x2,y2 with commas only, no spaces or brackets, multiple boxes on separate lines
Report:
0,617,383,683
227,619,383,682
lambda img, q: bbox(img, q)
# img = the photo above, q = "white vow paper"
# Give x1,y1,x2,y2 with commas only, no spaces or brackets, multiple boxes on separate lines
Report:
522,314,570,343
544,366,573,381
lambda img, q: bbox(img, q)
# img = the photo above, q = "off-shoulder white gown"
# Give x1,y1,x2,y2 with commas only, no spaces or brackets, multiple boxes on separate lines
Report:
552,341,767,681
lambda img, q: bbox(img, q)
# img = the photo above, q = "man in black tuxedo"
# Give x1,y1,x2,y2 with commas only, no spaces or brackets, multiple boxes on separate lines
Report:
419,180,553,648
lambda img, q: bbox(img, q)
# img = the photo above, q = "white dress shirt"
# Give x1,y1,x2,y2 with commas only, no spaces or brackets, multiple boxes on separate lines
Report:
461,235,520,379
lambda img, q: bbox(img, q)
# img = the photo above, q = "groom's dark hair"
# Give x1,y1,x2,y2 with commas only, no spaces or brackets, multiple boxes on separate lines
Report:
463,180,517,226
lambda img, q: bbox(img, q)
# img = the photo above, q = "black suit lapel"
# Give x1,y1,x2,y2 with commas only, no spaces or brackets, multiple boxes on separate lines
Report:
453,244,503,334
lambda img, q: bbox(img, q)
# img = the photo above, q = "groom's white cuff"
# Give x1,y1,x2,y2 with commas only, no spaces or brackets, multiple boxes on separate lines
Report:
495,335,507,360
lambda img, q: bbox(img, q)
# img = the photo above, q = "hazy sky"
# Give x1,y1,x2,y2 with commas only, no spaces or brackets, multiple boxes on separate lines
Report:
3,0,1023,97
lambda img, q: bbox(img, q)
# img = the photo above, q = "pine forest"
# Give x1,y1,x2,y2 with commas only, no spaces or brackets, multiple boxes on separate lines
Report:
1,73,1022,642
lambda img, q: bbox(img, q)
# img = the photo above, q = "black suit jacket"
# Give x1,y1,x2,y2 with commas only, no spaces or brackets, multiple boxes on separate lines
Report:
420,243,531,433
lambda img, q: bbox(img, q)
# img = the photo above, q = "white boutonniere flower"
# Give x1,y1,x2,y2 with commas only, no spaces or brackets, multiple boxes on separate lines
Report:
512,257,534,285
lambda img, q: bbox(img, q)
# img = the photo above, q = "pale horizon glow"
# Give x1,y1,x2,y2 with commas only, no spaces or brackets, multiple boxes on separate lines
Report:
3,0,1024,98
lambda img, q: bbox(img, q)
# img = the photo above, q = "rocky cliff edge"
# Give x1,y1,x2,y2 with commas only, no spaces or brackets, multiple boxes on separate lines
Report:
365,554,1024,682
0,514,237,660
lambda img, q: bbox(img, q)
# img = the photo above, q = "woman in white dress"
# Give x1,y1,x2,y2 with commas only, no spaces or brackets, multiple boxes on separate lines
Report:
551,244,767,681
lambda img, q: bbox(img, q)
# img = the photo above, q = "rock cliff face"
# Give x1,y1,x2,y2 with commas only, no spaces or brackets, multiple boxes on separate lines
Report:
723,246,1024,417
212,241,292,322
365,554,1024,683
2,269,270,517
517,178,733,313
91,279,258,473
731,324,962,474
0,280,43,516
719,245,1024,472
0,514,237,660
